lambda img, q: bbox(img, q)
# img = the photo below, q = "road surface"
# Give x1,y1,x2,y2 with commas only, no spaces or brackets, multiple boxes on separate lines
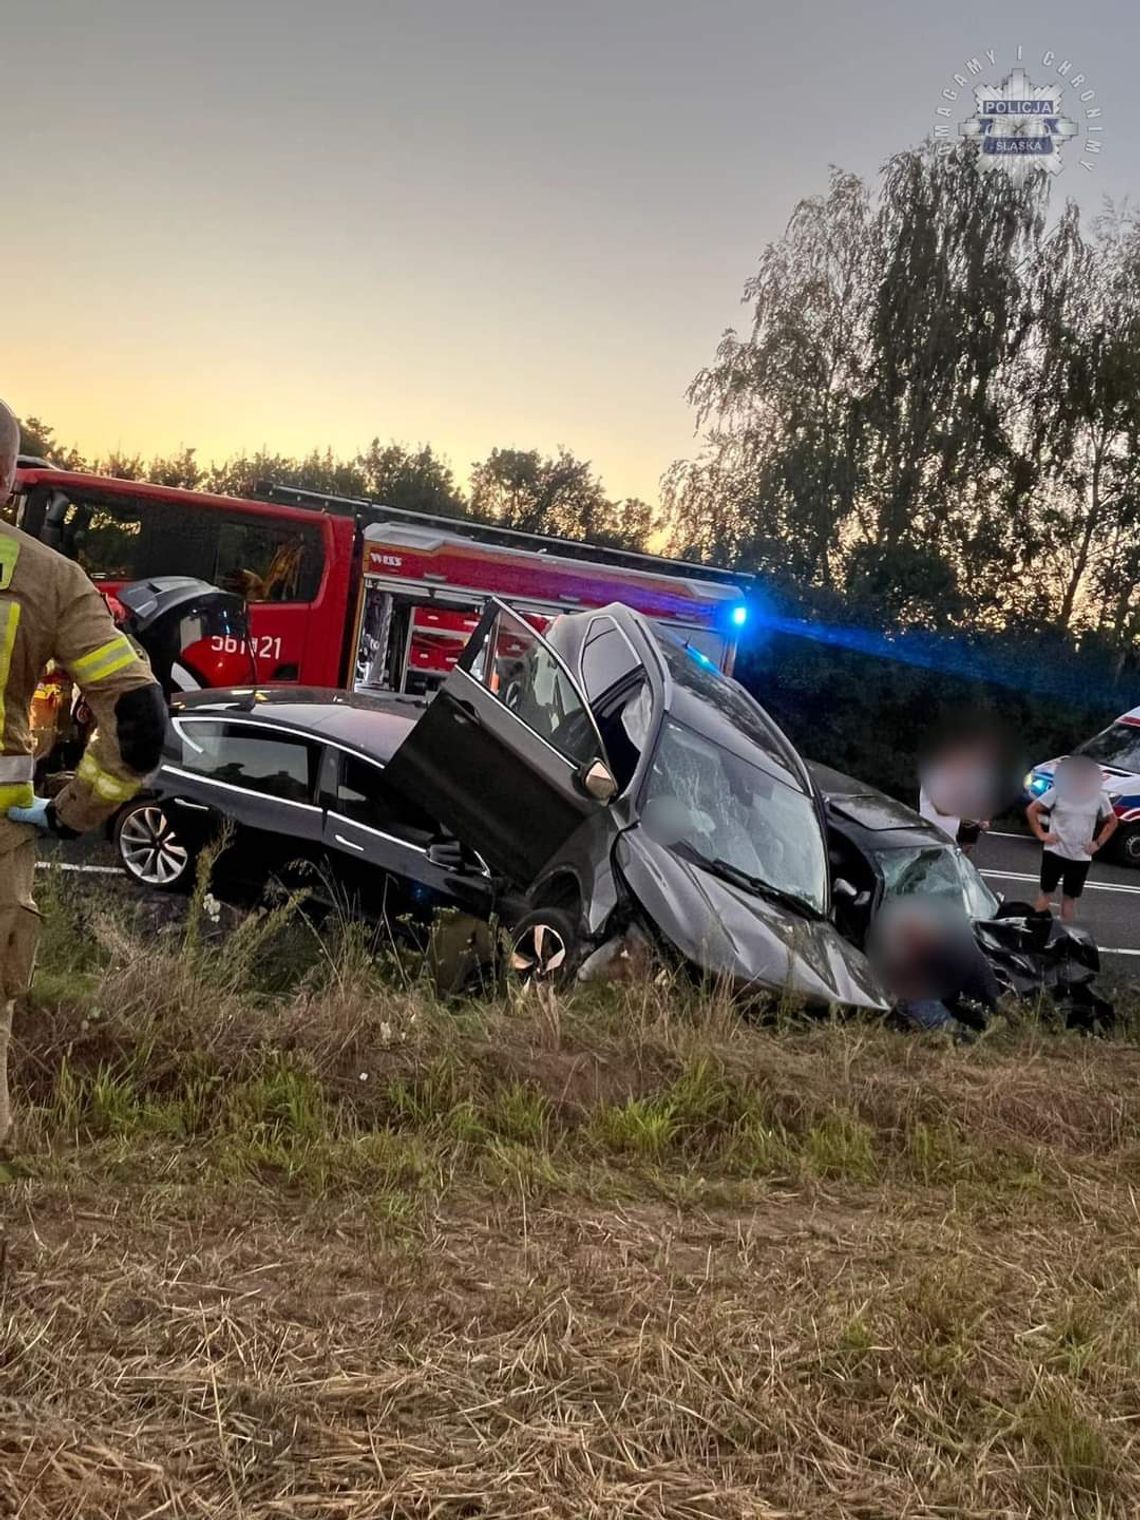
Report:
972,830,1140,965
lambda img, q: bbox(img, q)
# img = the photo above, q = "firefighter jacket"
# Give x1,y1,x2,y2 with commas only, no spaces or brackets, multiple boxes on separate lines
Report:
0,521,165,849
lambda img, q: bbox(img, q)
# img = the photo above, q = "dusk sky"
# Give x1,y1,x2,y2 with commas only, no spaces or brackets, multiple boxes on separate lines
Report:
8,0,1138,503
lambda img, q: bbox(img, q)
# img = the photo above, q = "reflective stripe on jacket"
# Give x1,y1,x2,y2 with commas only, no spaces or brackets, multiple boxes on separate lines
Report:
0,522,161,847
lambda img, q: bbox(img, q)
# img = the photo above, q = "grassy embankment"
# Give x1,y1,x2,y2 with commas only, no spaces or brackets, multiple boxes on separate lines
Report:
3,868,1140,1517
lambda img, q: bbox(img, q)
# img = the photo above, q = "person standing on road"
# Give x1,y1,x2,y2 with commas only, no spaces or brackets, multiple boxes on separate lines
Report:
1028,755,1118,923
0,398,166,1149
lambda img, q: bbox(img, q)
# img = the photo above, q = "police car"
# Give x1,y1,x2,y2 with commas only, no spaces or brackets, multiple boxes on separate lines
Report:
1024,705,1140,867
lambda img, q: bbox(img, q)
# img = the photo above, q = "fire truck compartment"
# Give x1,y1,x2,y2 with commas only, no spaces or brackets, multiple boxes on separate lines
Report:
352,522,744,697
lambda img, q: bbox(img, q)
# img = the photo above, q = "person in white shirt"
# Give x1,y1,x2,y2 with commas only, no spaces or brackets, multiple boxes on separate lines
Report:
1028,755,1118,922
918,785,959,842
919,745,990,853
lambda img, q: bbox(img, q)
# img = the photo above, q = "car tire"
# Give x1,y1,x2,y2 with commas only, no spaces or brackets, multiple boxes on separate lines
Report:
508,907,581,987
115,800,196,892
1114,823,1140,869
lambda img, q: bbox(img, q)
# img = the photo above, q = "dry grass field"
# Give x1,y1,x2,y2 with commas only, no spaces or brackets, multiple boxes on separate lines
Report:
3,871,1140,1517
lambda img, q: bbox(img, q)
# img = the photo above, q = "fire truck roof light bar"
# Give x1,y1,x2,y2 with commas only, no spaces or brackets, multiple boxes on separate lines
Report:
255,481,754,590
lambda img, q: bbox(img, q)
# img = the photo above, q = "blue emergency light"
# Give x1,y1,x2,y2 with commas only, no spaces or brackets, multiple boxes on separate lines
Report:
731,604,748,628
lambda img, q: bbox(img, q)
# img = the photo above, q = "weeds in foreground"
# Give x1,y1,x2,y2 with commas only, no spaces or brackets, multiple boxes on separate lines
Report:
5,875,1140,1516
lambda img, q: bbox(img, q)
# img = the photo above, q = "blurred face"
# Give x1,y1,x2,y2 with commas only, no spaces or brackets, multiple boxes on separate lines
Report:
920,721,1020,822
1055,755,1102,802
869,895,970,995
921,742,996,820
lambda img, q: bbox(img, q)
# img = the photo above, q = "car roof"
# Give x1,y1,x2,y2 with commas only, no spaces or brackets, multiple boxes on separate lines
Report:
808,761,952,847
170,686,424,763
545,604,812,791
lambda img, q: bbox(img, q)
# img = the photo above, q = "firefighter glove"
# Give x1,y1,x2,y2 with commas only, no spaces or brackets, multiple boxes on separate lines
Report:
7,796,52,831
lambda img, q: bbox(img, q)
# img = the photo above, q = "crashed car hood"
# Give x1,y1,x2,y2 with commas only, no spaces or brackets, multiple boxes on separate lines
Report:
615,829,889,1012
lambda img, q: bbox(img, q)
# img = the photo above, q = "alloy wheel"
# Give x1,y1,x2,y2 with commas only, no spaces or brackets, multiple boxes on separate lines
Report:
118,805,191,887
510,920,569,982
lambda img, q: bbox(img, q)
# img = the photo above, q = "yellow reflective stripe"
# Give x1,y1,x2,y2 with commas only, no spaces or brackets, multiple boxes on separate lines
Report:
0,539,20,591
77,750,142,803
71,635,138,684
0,600,22,741
0,783,34,810
88,647,137,681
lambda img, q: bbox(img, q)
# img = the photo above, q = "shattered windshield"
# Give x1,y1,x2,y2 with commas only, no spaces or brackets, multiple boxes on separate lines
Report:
641,718,829,915
878,844,999,920
1075,722,1140,772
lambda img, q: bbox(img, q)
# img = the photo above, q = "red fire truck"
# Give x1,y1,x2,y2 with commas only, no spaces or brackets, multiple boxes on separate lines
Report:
8,466,752,691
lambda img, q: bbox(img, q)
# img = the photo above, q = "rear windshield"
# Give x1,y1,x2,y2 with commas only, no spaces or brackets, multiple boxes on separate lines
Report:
1075,722,1140,772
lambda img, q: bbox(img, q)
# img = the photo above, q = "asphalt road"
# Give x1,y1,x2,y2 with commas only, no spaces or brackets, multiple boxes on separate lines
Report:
972,830,1140,964
36,823,1140,962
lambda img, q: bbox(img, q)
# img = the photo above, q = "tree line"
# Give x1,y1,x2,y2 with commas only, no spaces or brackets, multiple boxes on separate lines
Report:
665,147,1140,667
16,418,661,557
661,145,1140,791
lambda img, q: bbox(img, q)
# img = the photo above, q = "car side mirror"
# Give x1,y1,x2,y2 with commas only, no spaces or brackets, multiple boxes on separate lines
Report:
580,758,618,803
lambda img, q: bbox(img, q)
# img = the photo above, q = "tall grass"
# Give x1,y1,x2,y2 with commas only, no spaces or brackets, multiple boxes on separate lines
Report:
6,874,1140,1516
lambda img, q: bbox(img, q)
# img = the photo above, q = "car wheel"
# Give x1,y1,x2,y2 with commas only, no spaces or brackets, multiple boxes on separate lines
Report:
1114,824,1140,869
115,801,195,891
508,907,581,986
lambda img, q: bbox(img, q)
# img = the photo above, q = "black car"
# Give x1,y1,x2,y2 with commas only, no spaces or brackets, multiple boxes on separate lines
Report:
811,762,1113,1027
809,761,1000,948
379,599,887,1011
113,687,493,924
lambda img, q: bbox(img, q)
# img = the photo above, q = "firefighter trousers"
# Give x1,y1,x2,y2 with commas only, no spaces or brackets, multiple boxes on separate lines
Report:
0,834,40,1146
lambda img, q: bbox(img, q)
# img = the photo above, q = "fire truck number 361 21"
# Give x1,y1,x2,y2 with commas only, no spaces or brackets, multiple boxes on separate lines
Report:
210,634,282,660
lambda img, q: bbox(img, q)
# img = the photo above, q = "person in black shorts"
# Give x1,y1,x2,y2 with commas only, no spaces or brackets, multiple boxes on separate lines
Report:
1038,849,1090,904
1028,755,1118,922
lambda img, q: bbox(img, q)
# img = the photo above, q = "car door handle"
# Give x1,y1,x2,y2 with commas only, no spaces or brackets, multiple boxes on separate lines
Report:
454,698,483,727
334,833,366,852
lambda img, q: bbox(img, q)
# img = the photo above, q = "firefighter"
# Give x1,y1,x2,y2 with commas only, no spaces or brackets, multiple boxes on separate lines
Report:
0,400,166,1148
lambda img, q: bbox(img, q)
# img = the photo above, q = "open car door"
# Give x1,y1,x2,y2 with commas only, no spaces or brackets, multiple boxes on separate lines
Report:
381,599,618,888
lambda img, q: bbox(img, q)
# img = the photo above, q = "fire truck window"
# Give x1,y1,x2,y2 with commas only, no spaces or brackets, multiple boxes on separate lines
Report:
580,620,639,703
215,520,322,604
58,498,146,581
175,720,317,803
335,754,434,844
